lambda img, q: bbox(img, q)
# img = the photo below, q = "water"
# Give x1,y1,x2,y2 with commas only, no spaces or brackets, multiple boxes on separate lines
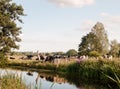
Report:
0,68,109,89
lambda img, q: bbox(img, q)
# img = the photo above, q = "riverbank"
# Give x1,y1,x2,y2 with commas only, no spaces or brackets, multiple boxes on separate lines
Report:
67,58,120,88
0,73,28,89
7,59,68,73
2,58,120,88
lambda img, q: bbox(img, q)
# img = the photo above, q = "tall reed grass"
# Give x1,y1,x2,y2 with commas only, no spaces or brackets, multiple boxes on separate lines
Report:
0,73,28,89
66,58,120,84
104,67,120,89
0,69,55,89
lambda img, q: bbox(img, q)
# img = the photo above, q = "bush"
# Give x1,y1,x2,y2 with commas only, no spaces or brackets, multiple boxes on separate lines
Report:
89,51,100,57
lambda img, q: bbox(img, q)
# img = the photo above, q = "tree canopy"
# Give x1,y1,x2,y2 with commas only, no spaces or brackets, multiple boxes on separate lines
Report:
78,22,109,56
78,32,100,55
0,0,24,54
66,49,78,56
109,40,120,57
91,22,109,54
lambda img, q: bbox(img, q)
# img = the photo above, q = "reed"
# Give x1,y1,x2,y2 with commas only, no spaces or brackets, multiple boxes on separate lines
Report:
104,67,120,89
66,58,120,83
0,73,28,89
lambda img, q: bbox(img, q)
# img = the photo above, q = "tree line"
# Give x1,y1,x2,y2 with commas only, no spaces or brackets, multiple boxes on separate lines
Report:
78,22,120,57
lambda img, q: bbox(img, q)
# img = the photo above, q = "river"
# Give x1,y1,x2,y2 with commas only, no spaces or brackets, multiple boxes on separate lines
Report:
0,68,109,89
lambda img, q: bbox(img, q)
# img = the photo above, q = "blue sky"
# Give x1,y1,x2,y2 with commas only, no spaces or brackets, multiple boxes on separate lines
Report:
13,0,120,52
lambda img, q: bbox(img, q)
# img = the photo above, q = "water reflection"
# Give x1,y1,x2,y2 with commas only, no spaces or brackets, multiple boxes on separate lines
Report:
25,71,76,89
65,73,109,89
26,71,109,89
35,72,67,84
0,68,109,89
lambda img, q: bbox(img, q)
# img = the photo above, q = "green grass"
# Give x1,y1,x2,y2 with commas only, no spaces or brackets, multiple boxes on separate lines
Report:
66,58,120,84
1,58,120,89
7,60,68,73
0,71,55,89
0,73,28,89
104,67,120,89
6,58,120,86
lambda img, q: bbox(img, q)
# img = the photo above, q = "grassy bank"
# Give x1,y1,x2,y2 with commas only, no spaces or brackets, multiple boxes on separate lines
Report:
4,58,120,86
7,60,68,73
66,58,120,88
1,58,120,89
7,58,120,76
0,73,28,89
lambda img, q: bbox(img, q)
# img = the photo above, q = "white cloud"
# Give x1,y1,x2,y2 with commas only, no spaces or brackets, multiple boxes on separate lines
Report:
101,12,120,24
79,13,120,31
76,20,95,32
81,20,95,30
77,13,120,42
100,13,120,42
100,12,120,32
47,0,95,8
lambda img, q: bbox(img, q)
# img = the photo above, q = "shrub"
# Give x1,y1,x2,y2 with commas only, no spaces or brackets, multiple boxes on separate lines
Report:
89,51,100,57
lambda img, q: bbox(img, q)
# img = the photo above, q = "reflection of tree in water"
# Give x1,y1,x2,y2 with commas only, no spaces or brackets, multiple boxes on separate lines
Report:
26,71,109,89
35,72,67,84
65,73,109,89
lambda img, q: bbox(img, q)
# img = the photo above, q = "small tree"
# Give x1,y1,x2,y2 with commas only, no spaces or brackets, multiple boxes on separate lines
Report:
66,49,78,57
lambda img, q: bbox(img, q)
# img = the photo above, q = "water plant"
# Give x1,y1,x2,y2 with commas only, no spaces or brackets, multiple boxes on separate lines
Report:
104,67,120,89
0,72,28,89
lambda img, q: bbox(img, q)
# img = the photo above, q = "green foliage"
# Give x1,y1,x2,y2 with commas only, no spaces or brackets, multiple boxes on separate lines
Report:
78,22,109,56
104,67,120,89
67,58,120,85
91,22,109,54
109,40,120,57
78,32,100,55
66,49,78,56
89,51,100,57
0,73,28,89
0,0,25,53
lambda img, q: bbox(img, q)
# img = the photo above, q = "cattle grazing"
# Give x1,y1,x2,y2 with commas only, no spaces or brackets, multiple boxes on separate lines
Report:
45,56,55,63
27,55,34,59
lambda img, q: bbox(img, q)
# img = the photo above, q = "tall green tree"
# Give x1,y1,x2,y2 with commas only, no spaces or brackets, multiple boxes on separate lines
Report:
109,40,120,57
78,22,109,56
0,0,24,54
91,22,109,54
78,32,101,55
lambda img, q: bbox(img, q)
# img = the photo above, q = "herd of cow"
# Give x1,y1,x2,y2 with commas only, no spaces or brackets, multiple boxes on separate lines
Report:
22,52,70,63
9,51,113,64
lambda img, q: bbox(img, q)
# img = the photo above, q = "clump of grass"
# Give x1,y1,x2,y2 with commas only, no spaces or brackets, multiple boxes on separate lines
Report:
0,73,28,89
66,58,120,82
104,67,120,89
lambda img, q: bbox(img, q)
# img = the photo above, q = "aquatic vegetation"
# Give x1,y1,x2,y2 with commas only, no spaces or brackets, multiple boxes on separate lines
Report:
0,73,28,89
104,67,120,89
67,58,120,83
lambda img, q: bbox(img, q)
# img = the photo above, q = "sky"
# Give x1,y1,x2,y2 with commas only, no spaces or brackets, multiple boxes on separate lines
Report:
13,0,120,52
